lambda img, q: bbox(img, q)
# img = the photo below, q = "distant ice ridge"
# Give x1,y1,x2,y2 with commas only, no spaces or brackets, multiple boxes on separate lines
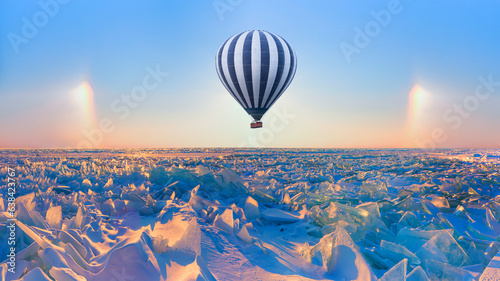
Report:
0,148,499,280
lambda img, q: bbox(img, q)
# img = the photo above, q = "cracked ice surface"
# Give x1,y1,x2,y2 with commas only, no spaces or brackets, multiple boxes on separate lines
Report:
0,148,500,280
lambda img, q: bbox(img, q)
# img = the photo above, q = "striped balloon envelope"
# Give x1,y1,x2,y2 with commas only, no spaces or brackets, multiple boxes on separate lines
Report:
216,30,297,128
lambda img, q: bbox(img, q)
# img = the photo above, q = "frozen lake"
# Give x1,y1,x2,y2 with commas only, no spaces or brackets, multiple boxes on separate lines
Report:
1,148,500,280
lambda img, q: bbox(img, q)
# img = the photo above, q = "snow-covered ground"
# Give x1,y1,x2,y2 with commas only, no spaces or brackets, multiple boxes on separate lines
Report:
1,148,500,280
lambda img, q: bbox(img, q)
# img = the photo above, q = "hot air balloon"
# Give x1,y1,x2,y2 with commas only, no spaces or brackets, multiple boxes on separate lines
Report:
216,30,297,128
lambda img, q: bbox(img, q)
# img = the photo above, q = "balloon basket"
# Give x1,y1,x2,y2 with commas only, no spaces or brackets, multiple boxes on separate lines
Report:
250,121,263,129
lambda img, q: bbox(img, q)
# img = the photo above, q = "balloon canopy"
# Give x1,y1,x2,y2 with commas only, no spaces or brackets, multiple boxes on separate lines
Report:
216,30,297,128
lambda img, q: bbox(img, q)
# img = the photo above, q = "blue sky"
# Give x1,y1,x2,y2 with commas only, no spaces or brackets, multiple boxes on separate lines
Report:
1,0,499,148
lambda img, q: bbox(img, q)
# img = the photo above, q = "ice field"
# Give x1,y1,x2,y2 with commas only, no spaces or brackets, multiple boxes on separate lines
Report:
1,148,500,280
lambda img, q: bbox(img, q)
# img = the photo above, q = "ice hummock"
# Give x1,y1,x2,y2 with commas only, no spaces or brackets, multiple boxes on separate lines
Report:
301,226,377,280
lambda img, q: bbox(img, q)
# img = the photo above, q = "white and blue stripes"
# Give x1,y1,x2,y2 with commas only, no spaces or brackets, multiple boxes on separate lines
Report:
216,30,297,120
